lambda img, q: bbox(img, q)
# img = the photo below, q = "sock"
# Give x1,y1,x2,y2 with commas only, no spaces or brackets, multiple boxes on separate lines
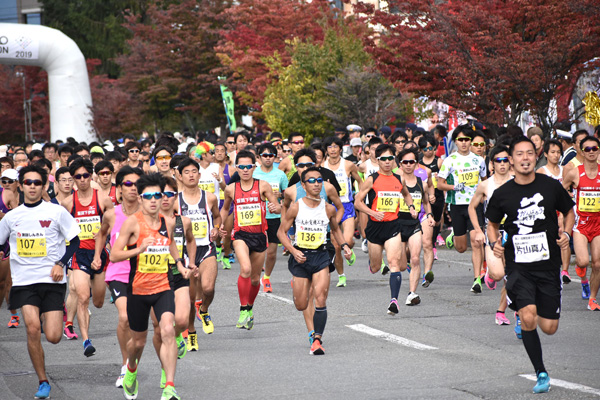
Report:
66,321,73,326
195,300,202,307
165,381,174,388
237,275,251,305
10,311,17,316
39,380,48,385
313,307,327,337
521,329,546,375
128,364,137,373
496,310,504,314
339,273,345,278
263,274,270,280
390,272,402,299
248,282,260,305
582,279,589,284
247,304,253,311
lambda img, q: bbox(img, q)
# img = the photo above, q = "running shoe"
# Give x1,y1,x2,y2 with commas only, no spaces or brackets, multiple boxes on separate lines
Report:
160,368,166,389
309,338,325,355
63,324,78,340
336,275,347,287
582,282,591,300
445,231,454,249
381,263,390,275
561,270,571,284
533,372,551,394
347,250,356,266
361,239,369,253
116,364,127,388
83,339,96,357
484,271,496,290
34,382,51,399
282,247,290,256
387,298,399,315
187,332,198,351
308,330,315,345
176,333,186,359
514,312,522,339
228,253,236,264
262,277,272,293
354,229,360,239
199,312,215,334
123,367,138,400
588,298,600,311
436,234,445,246
405,292,421,306
481,260,487,278
222,256,231,270
245,309,254,330
236,310,248,329
7,315,19,328
495,312,510,325
216,246,223,263
406,263,411,274
422,271,434,288
161,386,181,400
194,300,203,321
433,247,438,260
471,277,482,294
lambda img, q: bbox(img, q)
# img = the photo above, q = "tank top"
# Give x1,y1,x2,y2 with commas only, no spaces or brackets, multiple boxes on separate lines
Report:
398,177,424,220
295,181,327,202
106,205,131,283
129,212,171,296
323,159,353,203
179,191,213,247
575,164,600,217
367,172,403,222
293,199,329,250
232,179,268,235
420,157,441,191
109,184,118,205
220,164,230,201
541,165,563,183
168,214,185,274
199,163,221,200
71,189,103,250
364,159,379,178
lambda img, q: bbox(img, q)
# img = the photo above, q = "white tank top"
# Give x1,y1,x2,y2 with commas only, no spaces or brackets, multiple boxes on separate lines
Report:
179,191,214,247
542,165,563,184
323,159,352,203
199,163,221,200
293,199,329,250
365,159,379,178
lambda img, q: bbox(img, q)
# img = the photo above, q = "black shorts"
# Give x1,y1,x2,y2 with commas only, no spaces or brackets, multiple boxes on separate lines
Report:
365,219,401,246
449,204,484,236
108,281,128,301
266,218,281,244
233,230,268,253
9,283,66,313
169,271,190,291
505,268,562,320
195,243,216,265
127,290,175,332
431,196,445,222
288,250,331,279
397,219,422,242
72,247,109,276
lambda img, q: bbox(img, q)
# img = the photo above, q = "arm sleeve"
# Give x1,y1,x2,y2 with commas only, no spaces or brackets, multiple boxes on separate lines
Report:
59,236,80,265
229,172,241,184
288,172,299,187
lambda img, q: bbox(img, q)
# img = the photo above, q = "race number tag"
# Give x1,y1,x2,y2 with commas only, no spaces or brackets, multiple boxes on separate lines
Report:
199,181,215,193
237,204,262,226
512,232,550,263
376,191,400,212
190,215,208,239
578,191,600,213
432,173,438,189
76,216,101,241
339,181,348,197
167,237,184,264
219,190,225,200
16,231,47,257
270,182,280,198
399,192,421,213
138,245,169,273
458,167,479,186
296,226,326,249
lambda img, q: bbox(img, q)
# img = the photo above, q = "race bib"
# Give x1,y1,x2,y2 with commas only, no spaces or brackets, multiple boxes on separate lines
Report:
138,245,169,273
270,182,280,197
458,167,479,186
339,181,348,197
432,173,438,189
167,236,184,264
199,181,215,193
76,216,101,241
513,232,550,263
219,190,225,200
578,191,600,213
399,192,422,213
16,231,47,257
190,215,208,239
237,203,262,227
376,191,400,212
296,226,326,249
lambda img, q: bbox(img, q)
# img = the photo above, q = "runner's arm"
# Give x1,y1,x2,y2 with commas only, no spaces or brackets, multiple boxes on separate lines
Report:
327,204,351,259
110,217,142,263
468,183,486,244
277,202,299,254
182,216,196,269
324,182,344,223
353,177,376,217
92,209,114,270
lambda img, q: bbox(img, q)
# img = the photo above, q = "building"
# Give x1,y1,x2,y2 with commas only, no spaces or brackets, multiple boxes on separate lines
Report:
0,0,42,24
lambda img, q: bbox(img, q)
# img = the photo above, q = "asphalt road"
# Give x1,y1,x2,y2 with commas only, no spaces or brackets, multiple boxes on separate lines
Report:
0,245,598,399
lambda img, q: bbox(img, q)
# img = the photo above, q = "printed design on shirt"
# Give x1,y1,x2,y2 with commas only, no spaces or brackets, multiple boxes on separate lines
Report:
515,193,545,234
39,220,51,228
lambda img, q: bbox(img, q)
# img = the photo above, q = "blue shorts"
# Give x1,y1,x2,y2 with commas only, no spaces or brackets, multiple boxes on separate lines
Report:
339,202,356,223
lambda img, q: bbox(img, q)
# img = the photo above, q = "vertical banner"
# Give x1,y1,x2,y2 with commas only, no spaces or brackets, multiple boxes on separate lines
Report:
218,76,236,132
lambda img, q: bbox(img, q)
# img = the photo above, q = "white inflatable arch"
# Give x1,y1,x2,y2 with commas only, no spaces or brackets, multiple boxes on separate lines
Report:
0,23,95,143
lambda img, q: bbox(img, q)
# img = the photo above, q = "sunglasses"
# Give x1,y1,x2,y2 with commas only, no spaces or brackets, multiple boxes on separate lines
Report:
395,140,407,145
401,159,417,165
140,191,163,200
471,142,486,147
226,141,235,145
261,153,276,158
327,144,340,148
291,140,304,145
74,173,91,180
583,146,599,153
456,137,472,142
366,135,375,139
163,191,177,198
1,179,15,184
422,146,434,151
58,178,74,183
23,179,43,186
304,177,323,184
282,149,292,153
129,149,140,153
236,164,254,170
155,155,172,161
97,171,112,176
377,156,395,162
208,150,215,155
494,157,510,163
122,181,136,187
296,162,315,169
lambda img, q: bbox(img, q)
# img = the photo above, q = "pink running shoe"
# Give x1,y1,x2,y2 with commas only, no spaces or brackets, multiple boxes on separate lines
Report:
495,312,510,325
484,271,496,290
561,270,571,284
63,324,78,340
436,234,445,247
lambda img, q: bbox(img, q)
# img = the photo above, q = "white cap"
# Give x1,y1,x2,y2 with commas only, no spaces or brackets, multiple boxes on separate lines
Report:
32,143,43,151
346,124,362,133
0,145,7,158
1,169,18,180
350,138,362,147
556,129,573,140
173,132,182,140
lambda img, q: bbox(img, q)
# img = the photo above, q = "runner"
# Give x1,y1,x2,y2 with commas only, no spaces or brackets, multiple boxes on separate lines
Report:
94,160,119,206
562,135,600,310
125,142,143,169
278,133,305,180
153,146,174,177
62,158,114,357
277,167,352,355
219,150,280,329
357,137,383,254
0,165,80,399
253,142,288,293
0,171,18,319
214,142,232,264
110,172,192,400
487,136,574,393
354,144,417,315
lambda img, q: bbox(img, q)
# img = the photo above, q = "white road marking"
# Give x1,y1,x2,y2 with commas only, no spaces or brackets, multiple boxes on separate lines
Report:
437,257,472,266
346,324,438,350
520,374,600,396
258,292,294,305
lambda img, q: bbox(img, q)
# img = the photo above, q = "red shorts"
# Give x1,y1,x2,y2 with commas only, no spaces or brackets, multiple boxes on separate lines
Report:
574,215,600,243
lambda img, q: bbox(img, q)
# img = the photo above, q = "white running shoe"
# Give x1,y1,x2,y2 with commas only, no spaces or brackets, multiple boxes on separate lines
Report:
116,364,127,388
405,292,421,306
361,239,369,253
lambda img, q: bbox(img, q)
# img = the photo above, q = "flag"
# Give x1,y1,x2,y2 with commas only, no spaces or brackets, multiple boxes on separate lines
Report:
218,77,236,131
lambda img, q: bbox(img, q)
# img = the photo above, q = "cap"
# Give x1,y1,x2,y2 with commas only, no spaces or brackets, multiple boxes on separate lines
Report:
556,129,573,140
0,145,7,158
1,169,18,180
350,138,362,147
379,126,392,136
173,132,182,140
194,141,215,157
346,124,362,133
90,146,105,155
32,143,43,151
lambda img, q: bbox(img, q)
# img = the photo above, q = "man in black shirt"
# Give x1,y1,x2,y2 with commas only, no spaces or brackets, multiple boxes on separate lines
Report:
486,136,574,394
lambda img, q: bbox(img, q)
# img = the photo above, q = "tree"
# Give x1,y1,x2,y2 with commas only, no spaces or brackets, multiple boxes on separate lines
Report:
356,0,600,132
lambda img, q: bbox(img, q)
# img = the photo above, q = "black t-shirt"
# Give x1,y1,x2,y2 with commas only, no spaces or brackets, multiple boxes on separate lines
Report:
288,167,342,195
486,173,574,273
345,154,359,165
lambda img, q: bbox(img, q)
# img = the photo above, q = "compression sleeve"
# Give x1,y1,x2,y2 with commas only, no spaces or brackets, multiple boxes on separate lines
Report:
59,236,80,266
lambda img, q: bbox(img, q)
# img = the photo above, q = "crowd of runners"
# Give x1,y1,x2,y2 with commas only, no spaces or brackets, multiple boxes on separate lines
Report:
0,121,598,399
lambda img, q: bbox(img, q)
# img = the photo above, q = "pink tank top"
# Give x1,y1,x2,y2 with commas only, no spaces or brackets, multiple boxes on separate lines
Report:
105,205,131,283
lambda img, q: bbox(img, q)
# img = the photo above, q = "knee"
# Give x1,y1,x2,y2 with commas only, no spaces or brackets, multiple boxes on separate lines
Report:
93,298,104,309
489,269,504,281
540,325,558,335
133,336,146,348
455,244,467,253
314,296,327,308
118,313,129,329
26,324,41,340
45,331,62,344
202,284,215,296
591,260,600,271
160,324,175,340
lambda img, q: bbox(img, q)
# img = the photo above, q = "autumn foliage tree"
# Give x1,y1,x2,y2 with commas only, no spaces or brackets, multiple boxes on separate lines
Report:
356,0,600,132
